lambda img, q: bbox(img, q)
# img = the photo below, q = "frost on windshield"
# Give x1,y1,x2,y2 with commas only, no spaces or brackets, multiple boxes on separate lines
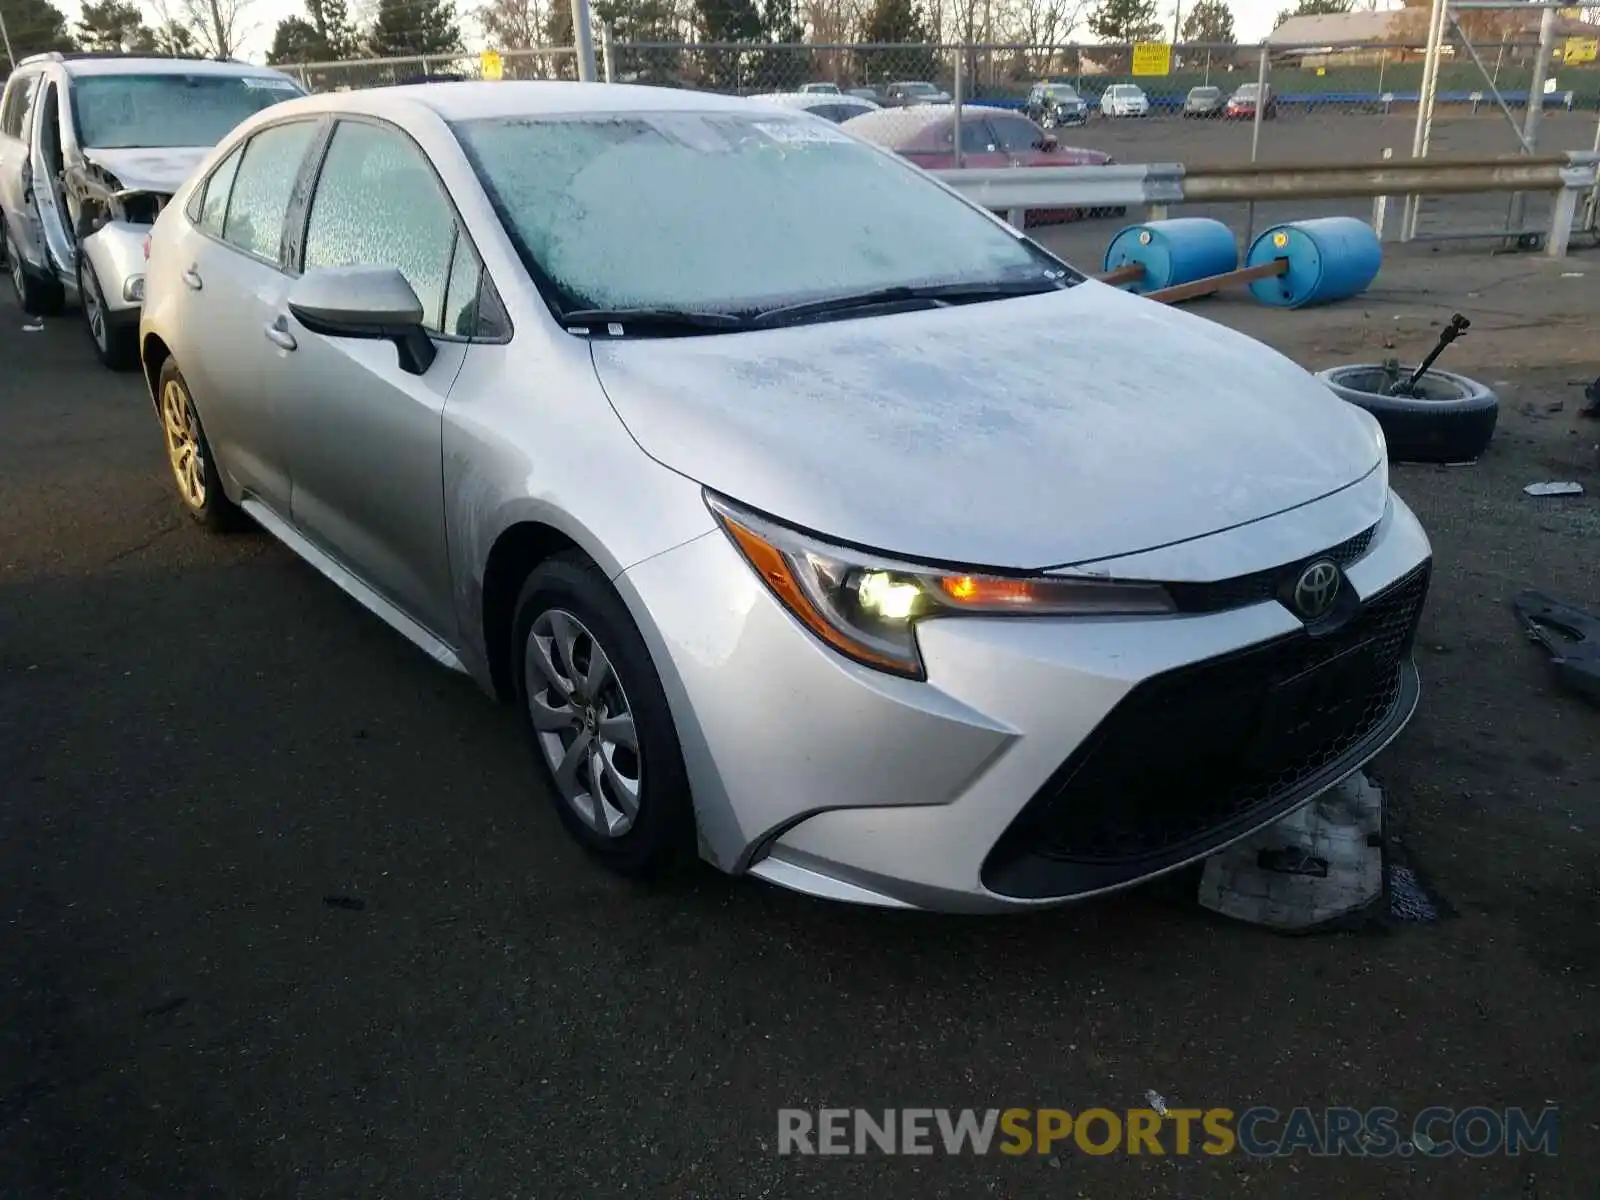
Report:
455,112,1049,313
72,75,301,150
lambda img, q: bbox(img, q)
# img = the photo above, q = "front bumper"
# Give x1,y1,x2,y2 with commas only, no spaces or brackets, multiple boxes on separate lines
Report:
616,489,1433,913
80,221,149,316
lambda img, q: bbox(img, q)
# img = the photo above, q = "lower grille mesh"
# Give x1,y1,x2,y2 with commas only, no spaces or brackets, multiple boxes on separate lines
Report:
989,563,1429,871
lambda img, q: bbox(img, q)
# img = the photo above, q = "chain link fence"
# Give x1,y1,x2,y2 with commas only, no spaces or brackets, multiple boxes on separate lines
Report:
278,38,1600,245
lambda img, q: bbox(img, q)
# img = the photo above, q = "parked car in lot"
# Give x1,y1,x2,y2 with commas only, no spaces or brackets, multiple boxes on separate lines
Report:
747,91,879,123
847,86,885,105
799,82,842,95
0,52,304,369
883,80,952,106
841,104,1119,225
1184,85,1225,118
140,81,1431,913
1099,83,1151,117
1226,81,1278,119
1025,82,1089,127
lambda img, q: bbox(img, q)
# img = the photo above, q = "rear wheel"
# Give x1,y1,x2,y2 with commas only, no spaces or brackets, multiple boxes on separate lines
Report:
157,357,246,531
3,215,65,317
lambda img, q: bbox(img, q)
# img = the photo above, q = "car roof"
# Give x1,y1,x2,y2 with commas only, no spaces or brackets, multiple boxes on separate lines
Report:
749,91,875,108
59,57,299,80
842,102,1016,146
257,81,766,125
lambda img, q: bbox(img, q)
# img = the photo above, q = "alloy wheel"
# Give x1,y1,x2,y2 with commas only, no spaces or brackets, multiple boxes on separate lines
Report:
161,379,206,508
524,608,642,838
82,259,107,351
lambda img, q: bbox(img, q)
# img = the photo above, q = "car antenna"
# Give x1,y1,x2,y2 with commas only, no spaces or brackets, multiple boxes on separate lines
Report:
1386,313,1469,398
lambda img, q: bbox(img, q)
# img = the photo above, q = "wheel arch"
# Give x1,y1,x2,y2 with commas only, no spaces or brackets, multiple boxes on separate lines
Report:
480,520,585,703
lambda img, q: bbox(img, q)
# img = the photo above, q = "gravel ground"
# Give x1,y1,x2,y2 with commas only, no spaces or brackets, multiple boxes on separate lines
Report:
1,242,1597,1198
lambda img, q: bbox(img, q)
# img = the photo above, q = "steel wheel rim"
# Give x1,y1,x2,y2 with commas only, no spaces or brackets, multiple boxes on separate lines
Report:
524,607,642,839
161,379,205,508
82,261,106,350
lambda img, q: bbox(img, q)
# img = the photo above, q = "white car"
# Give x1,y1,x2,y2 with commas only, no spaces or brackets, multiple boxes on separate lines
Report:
0,52,303,369
1100,84,1151,117
139,82,1430,913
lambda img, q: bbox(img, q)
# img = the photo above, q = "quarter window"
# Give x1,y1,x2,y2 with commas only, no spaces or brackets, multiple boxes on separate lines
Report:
221,120,318,264
302,120,460,333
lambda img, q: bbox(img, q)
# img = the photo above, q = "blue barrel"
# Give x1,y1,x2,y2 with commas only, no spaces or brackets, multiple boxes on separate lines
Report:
1245,217,1382,309
1102,218,1238,295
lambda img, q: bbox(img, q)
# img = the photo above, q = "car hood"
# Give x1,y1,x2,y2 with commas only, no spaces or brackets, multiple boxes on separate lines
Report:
80,146,211,195
588,283,1383,571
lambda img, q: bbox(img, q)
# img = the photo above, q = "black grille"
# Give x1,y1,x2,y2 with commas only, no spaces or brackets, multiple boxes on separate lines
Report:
983,562,1429,897
1166,524,1377,614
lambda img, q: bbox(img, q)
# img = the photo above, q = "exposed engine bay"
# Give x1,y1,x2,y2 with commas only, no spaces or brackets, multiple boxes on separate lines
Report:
63,157,169,243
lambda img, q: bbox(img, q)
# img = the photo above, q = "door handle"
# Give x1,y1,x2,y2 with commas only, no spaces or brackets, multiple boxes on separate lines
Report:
181,267,203,291
264,317,297,351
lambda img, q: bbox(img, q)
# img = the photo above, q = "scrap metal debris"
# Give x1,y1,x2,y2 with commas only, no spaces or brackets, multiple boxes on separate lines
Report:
1197,772,1385,932
1523,481,1584,497
1144,1090,1169,1116
1511,591,1600,705
1580,376,1600,419
1388,866,1440,923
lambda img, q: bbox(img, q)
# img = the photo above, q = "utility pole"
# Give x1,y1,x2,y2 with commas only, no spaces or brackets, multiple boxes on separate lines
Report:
570,0,598,81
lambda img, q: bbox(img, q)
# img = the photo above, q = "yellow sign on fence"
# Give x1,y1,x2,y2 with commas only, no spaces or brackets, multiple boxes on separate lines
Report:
480,50,504,80
1131,42,1173,76
1563,37,1597,65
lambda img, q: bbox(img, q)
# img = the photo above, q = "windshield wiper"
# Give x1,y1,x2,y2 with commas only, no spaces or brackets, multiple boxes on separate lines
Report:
561,306,749,335
750,277,1072,327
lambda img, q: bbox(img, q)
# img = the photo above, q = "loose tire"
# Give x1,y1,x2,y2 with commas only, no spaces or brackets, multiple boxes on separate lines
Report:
3,216,66,317
511,550,694,879
79,252,139,371
156,358,246,531
1316,363,1499,464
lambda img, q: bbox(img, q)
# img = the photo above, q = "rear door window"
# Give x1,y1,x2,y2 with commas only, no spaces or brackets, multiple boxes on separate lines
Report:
221,120,319,265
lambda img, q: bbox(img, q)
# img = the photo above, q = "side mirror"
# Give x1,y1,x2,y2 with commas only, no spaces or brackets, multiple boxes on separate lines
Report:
287,266,437,376
1038,135,1058,152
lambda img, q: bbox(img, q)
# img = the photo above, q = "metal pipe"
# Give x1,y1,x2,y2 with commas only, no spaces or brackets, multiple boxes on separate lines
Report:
600,23,615,82
570,0,598,82
1243,45,1268,247
953,48,965,170
1507,4,1557,235
1449,12,1533,150
1404,0,1450,240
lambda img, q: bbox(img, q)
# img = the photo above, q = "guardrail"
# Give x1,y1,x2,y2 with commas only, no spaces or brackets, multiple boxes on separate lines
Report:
932,152,1600,258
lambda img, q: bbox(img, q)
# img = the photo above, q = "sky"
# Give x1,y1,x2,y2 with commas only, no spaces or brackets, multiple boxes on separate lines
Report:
43,0,1302,67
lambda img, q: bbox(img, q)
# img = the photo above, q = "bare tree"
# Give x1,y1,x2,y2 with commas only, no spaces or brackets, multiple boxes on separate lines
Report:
145,0,255,57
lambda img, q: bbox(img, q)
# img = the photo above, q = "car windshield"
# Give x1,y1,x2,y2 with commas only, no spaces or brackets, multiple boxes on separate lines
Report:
1234,84,1260,97
1192,87,1219,97
902,83,940,95
69,73,303,150
1044,85,1079,98
452,111,1067,316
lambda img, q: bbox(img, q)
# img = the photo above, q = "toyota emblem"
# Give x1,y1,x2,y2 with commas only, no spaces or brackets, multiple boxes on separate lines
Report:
1292,560,1342,620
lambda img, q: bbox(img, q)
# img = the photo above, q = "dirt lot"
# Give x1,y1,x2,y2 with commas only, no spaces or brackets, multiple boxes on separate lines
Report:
1,243,1598,1198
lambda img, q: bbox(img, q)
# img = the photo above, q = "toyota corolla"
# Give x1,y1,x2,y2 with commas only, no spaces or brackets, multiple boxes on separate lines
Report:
138,83,1431,912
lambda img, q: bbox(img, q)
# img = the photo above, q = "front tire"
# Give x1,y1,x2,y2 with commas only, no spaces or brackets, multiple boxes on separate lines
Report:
78,253,139,371
512,551,695,880
156,357,246,531
3,215,65,317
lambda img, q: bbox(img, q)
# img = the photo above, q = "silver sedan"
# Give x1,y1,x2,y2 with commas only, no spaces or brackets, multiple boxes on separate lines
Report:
138,83,1432,912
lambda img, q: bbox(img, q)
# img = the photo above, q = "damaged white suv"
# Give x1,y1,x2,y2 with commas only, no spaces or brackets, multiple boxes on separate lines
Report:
0,53,303,369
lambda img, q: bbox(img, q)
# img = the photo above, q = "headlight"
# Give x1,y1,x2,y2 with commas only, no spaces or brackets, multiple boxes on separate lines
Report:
707,493,1174,680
